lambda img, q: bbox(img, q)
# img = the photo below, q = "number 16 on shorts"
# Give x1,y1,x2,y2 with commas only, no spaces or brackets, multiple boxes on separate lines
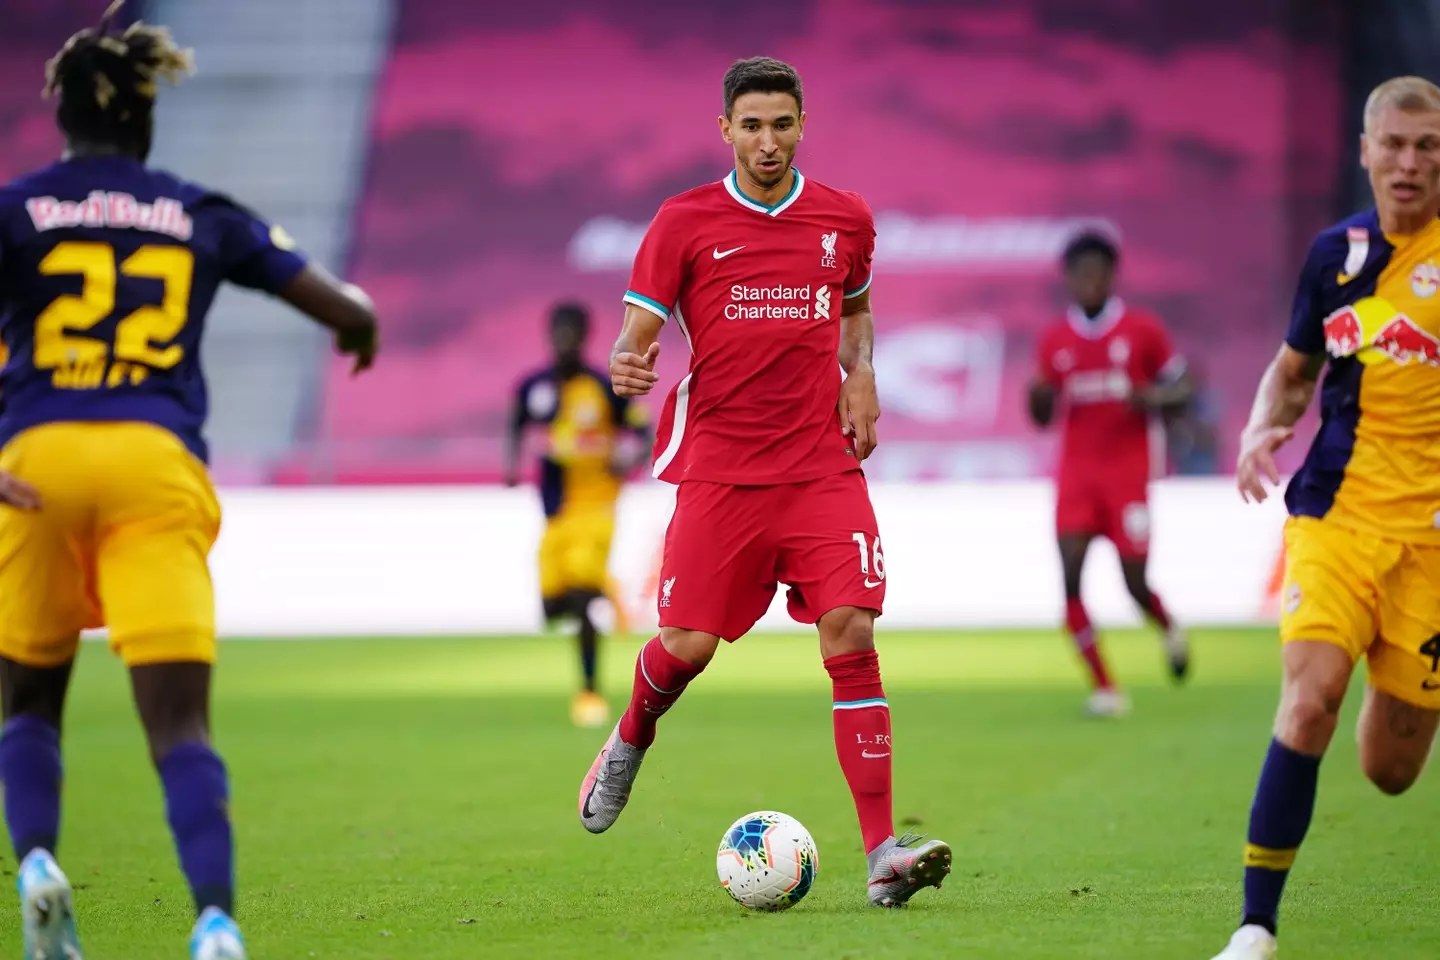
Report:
852,532,885,589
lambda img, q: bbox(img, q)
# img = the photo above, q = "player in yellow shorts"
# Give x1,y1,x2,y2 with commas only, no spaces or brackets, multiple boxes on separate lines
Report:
0,7,378,957
1214,77,1440,959
506,302,652,727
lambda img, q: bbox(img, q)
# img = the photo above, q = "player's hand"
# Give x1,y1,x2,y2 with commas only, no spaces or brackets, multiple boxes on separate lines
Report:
838,366,881,461
1236,425,1293,503
611,343,660,396
0,472,41,511
336,324,378,376
1129,385,1159,411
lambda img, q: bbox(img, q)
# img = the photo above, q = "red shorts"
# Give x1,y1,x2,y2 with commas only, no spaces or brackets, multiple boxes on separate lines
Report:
1055,473,1151,558
657,471,885,641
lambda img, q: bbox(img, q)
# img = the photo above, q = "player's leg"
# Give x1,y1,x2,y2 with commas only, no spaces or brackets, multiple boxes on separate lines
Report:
1212,519,1369,960
562,510,619,727
1356,544,1440,795
779,472,951,906
0,425,99,958
1058,531,1125,715
1111,494,1189,682
1355,687,1439,795
95,426,243,958
580,482,775,834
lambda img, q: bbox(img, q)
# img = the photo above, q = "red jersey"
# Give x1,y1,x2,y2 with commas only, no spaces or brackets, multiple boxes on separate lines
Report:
623,169,875,485
1035,298,1182,483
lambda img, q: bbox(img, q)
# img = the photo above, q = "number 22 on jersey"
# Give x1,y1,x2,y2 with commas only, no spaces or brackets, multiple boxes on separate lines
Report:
34,240,193,389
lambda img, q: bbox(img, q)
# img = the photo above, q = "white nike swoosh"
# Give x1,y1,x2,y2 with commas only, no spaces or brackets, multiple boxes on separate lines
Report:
713,245,745,259
863,578,883,589
861,750,890,759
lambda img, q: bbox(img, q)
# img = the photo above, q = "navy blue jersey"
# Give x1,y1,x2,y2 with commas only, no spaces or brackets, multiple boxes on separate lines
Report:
0,156,308,462
513,365,648,517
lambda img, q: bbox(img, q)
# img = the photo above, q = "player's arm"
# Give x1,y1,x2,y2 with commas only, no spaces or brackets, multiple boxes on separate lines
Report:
610,305,664,396
615,201,685,397
503,384,529,488
1027,380,1058,428
211,196,378,374
277,265,379,375
837,288,880,460
837,202,880,460
1134,370,1195,412
1028,331,1061,428
1236,238,1330,502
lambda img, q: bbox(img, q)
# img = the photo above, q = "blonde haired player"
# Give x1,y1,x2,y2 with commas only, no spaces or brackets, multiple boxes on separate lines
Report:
0,4,377,957
1214,76,1440,959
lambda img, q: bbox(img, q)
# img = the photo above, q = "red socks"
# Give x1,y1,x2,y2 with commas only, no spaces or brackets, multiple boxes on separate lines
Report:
825,649,895,854
618,637,703,749
1065,597,1115,691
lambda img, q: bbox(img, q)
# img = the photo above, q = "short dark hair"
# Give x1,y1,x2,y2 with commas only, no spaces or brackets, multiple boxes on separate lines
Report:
1061,230,1120,270
549,301,590,337
722,57,803,118
44,2,193,159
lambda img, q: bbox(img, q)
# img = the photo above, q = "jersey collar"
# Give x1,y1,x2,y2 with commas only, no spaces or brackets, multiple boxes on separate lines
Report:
1065,297,1125,339
723,168,806,216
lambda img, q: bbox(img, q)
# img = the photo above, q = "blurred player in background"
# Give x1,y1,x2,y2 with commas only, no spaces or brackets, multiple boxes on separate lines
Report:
1214,77,1440,960
1028,231,1193,717
0,6,378,958
506,301,651,728
577,57,951,907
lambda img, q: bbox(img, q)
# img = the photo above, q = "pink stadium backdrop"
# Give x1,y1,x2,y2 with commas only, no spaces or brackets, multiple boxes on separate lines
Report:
1,0,1348,484
304,0,1346,484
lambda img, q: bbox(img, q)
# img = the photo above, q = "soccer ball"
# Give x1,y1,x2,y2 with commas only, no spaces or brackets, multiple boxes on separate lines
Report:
716,810,818,911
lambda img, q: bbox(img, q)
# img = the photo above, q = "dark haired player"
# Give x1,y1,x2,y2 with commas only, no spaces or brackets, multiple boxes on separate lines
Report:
576,56,951,907
0,5,377,958
506,301,652,728
1028,231,1192,718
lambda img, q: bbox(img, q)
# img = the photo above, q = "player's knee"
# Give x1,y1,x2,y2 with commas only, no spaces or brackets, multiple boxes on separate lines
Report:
1362,756,1422,796
659,627,719,669
1276,681,1345,750
818,606,875,658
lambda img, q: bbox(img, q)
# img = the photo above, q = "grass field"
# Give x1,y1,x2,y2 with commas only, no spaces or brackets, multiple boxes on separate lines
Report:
1,628,1436,959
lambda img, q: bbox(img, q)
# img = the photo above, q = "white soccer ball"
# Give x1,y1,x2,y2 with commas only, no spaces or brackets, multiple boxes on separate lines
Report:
716,810,818,911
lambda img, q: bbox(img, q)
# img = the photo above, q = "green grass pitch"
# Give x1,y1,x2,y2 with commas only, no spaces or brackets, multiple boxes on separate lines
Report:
2,628,1436,958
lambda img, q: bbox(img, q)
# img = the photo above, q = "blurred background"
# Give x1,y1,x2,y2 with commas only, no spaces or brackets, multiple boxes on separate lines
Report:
11,0,1437,489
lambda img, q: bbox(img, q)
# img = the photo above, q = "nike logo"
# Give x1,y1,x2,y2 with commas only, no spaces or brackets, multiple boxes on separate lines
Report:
582,789,596,819
861,750,891,759
1337,271,1358,285
863,578,883,589
1422,678,1440,691
713,245,745,259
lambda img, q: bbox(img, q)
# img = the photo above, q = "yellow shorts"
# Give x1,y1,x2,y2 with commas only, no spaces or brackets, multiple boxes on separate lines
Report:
0,422,221,668
1280,516,1440,709
538,507,614,599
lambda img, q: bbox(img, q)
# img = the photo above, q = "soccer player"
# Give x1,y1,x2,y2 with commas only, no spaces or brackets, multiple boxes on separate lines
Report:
1027,232,1193,717
1212,76,1440,960
505,301,652,728
0,8,378,958
575,57,951,907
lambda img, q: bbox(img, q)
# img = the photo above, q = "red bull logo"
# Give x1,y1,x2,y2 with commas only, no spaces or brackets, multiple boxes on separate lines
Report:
1372,315,1440,366
1322,298,1440,367
1323,306,1365,357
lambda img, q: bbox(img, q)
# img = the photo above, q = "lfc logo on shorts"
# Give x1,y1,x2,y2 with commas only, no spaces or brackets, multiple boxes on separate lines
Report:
820,230,837,269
